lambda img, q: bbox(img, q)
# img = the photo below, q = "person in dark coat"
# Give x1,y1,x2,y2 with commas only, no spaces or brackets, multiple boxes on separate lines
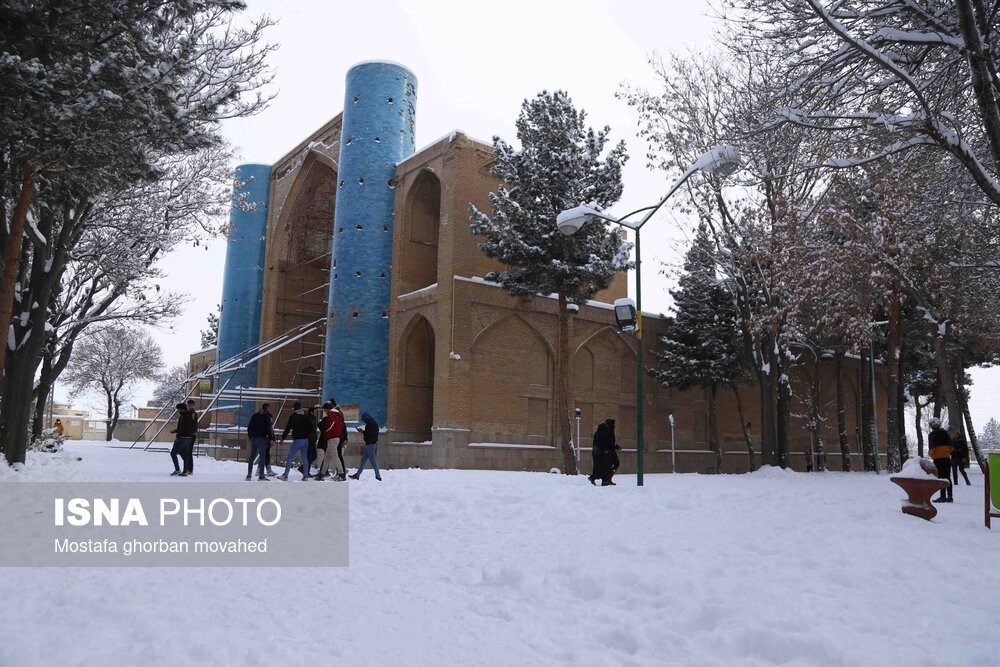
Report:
169,403,197,476
299,406,320,477
588,422,613,485
928,418,954,502
950,428,971,486
349,412,382,481
279,402,314,481
185,399,199,475
245,403,275,481
605,419,620,481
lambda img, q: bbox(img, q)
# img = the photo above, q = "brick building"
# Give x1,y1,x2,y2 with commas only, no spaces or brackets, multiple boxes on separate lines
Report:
211,61,886,474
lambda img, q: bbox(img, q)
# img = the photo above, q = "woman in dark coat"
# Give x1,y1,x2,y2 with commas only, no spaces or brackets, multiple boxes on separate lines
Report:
589,422,614,486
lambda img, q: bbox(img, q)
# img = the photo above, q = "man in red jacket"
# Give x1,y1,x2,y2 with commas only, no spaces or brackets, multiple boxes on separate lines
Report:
316,400,347,481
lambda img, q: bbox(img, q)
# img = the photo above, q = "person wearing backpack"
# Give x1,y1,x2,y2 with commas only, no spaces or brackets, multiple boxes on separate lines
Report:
316,400,347,481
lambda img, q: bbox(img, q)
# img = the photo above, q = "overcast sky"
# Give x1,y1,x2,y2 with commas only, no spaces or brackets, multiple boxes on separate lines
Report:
64,0,999,432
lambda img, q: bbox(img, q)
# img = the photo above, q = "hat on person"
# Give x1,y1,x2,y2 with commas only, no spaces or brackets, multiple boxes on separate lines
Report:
322,401,333,409
175,403,186,410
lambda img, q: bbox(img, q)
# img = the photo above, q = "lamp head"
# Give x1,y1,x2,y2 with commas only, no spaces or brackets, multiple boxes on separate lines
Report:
693,144,742,177
556,204,599,236
668,413,675,426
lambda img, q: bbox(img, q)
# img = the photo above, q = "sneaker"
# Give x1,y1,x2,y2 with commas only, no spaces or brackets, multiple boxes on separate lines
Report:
179,471,191,477
245,475,252,481
375,475,382,481
258,476,268,481
301,476,310,481
170,471,181,476
278,474,288,481
314,473,327,481
587,476,596,486
348,473,360,480
266,469,277,477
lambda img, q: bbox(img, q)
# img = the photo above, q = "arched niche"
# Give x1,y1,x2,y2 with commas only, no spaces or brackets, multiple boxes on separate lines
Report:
400,170,441,293
396,315,435,440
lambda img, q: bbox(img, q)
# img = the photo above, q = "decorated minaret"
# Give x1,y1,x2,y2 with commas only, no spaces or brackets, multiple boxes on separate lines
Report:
217,163,271,418
322,62,417,423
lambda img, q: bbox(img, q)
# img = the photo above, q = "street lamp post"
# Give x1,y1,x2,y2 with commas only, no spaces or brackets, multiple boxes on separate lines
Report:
556,145,741,487
668,413,676,473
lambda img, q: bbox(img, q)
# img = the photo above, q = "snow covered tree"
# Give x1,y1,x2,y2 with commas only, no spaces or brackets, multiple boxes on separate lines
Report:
3,142,235,465
622,51,833,468
653,224,751,471
0,1,274,465
152,365,192,409
726,0,1000,207
201,306,221,349
470,90,631,474
982,418,1000,452
62,326,163,441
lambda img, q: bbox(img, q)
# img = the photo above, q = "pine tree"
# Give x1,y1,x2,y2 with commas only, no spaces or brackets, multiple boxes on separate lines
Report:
470,90,631,474
982,418,1000,452
201,306,221,349
653,223,750,471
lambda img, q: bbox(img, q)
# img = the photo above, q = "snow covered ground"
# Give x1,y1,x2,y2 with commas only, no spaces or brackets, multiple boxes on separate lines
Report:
1,441,998,666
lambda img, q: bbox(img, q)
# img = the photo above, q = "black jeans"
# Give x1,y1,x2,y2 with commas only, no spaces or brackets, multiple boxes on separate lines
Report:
951,455,971,485
934,458,952,500
170,436,193,473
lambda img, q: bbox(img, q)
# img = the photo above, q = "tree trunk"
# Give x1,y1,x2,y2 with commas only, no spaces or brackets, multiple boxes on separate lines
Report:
0,164,36,379
885,291,903,472
957,369,987,471
105,390,115,441
733,385,755,472
32,346,56,439
915,398,925,458
758,338,778,466
709,383,722,473
0,354,38,464
810,357,825,472
776,363,791,469
860,347,875,471
835,351,851,472
933,335,963,429
897,359,908,465
109,399,121,442
556,293,576,474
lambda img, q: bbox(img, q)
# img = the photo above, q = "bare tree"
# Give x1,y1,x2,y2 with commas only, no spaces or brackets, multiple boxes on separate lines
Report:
151,365,192,409
62,327,163,441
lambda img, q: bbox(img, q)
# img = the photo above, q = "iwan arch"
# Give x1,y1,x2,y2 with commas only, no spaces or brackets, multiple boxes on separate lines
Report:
214,61,885,474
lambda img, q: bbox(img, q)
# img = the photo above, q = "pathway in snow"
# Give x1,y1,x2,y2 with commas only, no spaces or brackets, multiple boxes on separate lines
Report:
1,442,998,666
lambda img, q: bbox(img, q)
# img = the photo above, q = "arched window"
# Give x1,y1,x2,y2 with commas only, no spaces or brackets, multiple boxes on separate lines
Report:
404,317,435,387
402,171,441,291
575,347,595,393
528,338,550,386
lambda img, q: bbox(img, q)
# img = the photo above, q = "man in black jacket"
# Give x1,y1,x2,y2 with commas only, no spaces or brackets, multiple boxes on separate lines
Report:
349,412,382,481
278,402,313,481
245,403,275,481
169,403,197,477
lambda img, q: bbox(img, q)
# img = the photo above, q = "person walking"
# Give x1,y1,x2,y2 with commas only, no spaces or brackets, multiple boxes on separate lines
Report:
53,419,64,436
185,399,199,475
299,406,320,477
168,403,197,476
245,403,275,481
928,418,954,502
315,401,333,471
605,418,621,484
950,428,972,487
317,400,347,481
278,402,313,481
588,422,613,486
349,412,381,481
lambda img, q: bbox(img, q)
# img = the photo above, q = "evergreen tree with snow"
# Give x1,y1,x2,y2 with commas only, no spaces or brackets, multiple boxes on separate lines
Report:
470,90,631,474
982,418,1000,453
201,306,221,349
653,223,751,470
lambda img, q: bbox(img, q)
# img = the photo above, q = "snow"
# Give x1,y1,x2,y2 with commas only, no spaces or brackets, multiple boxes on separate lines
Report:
893,457,938,480
1,442,999,666
397,282,438,300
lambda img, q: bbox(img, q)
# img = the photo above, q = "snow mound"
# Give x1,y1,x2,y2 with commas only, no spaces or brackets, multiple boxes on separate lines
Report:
894,457,938,480
751,464,798,478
